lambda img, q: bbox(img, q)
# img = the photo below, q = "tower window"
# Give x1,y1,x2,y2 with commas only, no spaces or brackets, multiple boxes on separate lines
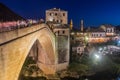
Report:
57,20,59,23
58,31,59,34
60,20,63,23
63,13,65,16
110,29,112,32
53,19,55,22
63,30,65,34
55,13,57,16
49,13,51,16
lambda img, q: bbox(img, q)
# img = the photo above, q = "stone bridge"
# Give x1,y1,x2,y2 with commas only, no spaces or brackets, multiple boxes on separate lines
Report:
0,23,69,80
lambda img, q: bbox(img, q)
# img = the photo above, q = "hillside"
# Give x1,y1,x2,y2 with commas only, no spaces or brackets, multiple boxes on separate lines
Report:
0,3,24,22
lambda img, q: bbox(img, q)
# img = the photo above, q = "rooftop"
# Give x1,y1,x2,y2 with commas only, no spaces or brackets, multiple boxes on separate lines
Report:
101,24,114,28
87,27,105,32
46,8,66,12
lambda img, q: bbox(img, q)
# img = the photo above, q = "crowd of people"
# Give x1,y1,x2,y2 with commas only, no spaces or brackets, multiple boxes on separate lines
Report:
0,19,44,32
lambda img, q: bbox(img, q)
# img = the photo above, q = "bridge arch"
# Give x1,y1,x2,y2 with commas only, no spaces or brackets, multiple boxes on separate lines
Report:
0,24,57,80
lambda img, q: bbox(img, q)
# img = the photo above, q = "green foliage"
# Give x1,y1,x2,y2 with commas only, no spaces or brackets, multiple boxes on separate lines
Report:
20,76,46,80
23,57,36,67
68,62,89,76
69,63,89,71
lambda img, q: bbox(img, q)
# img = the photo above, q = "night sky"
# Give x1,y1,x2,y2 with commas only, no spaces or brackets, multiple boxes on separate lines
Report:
1,0,120,28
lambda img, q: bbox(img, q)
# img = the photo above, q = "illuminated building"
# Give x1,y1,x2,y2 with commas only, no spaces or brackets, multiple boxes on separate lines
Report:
100,24,116,36
70,21,116,44
46,8,70,70
86,27,108,43
46,8,68,24
85,24,116,43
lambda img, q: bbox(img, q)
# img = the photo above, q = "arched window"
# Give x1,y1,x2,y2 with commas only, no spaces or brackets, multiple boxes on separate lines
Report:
49,13,51,16
57,20,59,23
58,31,60,34
60,20,63,23
63,30,65,34
63,13,65,16
55,13,57,16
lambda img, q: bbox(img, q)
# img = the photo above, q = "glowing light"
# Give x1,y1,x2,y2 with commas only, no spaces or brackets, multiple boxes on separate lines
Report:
49,17,53,21
118,41,120,44
99,47,102,51
71,32,75,35
95,54,100,59
85,36,88,41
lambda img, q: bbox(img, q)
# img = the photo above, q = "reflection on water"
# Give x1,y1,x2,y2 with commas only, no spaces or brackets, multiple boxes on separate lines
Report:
20,75,119,80
19,76,46,80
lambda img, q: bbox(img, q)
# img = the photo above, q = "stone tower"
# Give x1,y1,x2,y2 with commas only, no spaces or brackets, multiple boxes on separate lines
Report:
70,19,73,30
80,19,84,31
45,8,70,71
46,8,68,24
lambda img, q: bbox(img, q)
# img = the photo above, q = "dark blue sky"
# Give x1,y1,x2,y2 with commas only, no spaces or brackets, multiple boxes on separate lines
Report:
1,0,120,27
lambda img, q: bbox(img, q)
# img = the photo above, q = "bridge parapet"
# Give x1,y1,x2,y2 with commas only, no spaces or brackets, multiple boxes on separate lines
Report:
0,23,50,45
0,23,57,80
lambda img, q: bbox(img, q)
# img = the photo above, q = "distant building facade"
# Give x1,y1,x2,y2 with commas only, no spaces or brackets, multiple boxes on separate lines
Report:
100,24,116,36
87,24,116,43
70,20,117,48
46,8,68,24
87,27,108,43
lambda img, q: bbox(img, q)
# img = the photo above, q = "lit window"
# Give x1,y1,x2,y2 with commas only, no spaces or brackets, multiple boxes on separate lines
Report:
71,32,75,35
110,29,112,32
49,17,53,21
51,13,54,16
